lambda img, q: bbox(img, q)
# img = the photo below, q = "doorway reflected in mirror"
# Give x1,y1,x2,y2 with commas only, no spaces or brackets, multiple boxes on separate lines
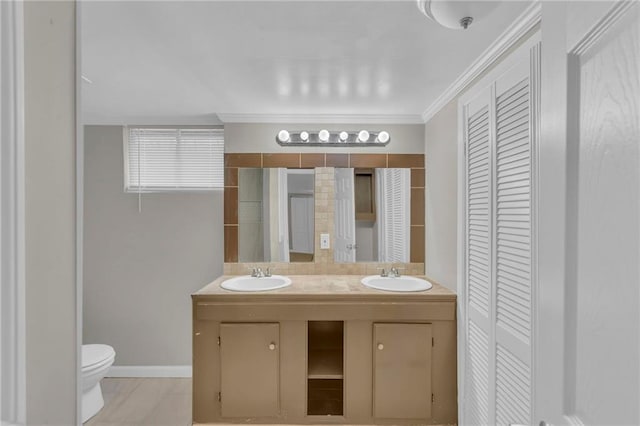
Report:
334,168,411,263
238,168,315,263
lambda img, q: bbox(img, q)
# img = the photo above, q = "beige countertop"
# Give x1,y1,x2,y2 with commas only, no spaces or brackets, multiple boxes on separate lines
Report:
192,274,456,302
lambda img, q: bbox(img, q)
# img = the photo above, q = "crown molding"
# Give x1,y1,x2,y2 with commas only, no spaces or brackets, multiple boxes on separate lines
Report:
421,0,542,123
82,114,223,126
570,0,637,56
216,113,425,125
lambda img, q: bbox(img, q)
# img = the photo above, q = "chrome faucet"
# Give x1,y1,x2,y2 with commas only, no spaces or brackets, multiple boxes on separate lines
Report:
250,267,264,278
377,268,388,277
249,266,272,278
389,267,402,278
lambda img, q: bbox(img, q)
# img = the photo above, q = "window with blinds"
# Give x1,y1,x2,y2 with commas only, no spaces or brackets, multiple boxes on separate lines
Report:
124,127,224,192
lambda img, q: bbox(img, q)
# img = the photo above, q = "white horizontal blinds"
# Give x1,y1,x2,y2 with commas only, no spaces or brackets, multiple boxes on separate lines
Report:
376,168,410,262
127,128,224,191
493,53,534,426
464,91,492,426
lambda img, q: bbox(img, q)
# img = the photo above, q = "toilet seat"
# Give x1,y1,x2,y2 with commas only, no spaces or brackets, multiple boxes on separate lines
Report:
82,344,115,371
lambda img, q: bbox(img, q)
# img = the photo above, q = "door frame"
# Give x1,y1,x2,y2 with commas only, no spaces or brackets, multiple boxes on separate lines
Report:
75,2,85,423
456,31,541,426
0,0,26,423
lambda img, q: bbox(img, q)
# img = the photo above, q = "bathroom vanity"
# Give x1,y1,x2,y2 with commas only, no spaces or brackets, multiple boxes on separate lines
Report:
191,275,457,425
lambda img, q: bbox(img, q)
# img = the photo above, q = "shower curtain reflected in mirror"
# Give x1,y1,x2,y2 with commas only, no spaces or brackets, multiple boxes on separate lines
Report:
376,168,410,263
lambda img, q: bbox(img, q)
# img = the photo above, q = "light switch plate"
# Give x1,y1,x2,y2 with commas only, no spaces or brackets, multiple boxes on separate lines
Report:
320,233,330,249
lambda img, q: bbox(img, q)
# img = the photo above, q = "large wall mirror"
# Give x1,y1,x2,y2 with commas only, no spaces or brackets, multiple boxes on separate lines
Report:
224,152,425,265
334,168,411,263
238,168,315,263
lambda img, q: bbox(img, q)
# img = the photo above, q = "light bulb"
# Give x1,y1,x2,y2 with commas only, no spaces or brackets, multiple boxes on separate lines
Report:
277,130,290,142
299,131,309,142
318,129,330,142
377,131,390,143
339,131,349,142
358,130,370,143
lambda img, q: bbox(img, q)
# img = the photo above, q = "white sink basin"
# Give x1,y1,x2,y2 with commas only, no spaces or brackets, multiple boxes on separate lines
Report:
361,275,433,292
220,275,292,292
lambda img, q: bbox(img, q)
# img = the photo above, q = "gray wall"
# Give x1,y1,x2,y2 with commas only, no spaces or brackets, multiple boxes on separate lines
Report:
25,1,78,424
83,125,223,366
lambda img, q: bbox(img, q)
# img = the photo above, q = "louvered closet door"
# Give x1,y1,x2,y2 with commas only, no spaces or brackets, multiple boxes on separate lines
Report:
493,49,536,426
463,87,493,426
461,37,539,426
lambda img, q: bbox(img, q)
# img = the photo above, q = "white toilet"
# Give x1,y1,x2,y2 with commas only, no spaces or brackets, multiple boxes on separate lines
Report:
81,344,115,423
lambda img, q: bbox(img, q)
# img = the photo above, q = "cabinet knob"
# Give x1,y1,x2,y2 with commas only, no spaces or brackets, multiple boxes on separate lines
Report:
269,343,276,351
377,343,384,350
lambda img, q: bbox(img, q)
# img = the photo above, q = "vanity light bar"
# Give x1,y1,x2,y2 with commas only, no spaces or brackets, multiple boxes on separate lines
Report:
276,130,391,146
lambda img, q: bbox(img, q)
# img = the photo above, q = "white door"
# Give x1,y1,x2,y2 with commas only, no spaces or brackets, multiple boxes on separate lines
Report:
334,168,356,262
289,194,313,254
459,33,540,426
537,2,640,425
460,85,493,426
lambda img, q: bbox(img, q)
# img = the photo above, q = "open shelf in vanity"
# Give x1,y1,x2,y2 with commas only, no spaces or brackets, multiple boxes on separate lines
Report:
307,321,344,416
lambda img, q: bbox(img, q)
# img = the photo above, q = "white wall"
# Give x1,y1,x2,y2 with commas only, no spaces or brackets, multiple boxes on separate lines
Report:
287,172,314,194
225,122,425,153
24,1,78,423
355,222,376,262
424,100,458,291
83,125,223,367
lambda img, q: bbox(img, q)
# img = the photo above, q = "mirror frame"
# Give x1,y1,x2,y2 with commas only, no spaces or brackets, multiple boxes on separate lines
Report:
223,152,425,264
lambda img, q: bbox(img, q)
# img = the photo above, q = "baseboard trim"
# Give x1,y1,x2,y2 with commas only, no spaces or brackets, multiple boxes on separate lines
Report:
108,365,192,378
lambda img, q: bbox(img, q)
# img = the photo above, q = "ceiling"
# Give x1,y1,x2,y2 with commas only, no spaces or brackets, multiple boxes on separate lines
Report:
81,0,532,124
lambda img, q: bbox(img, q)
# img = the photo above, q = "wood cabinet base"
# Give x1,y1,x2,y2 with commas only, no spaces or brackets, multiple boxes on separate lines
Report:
192,297,457,425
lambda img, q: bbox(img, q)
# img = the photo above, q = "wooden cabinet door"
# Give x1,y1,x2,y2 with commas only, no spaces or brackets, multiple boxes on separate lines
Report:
373,323,432,419
220,323,279,417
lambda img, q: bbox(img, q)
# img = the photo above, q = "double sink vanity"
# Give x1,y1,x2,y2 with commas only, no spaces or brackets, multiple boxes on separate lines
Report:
221,269,432,292
194,154,456,424
191,273,457,425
